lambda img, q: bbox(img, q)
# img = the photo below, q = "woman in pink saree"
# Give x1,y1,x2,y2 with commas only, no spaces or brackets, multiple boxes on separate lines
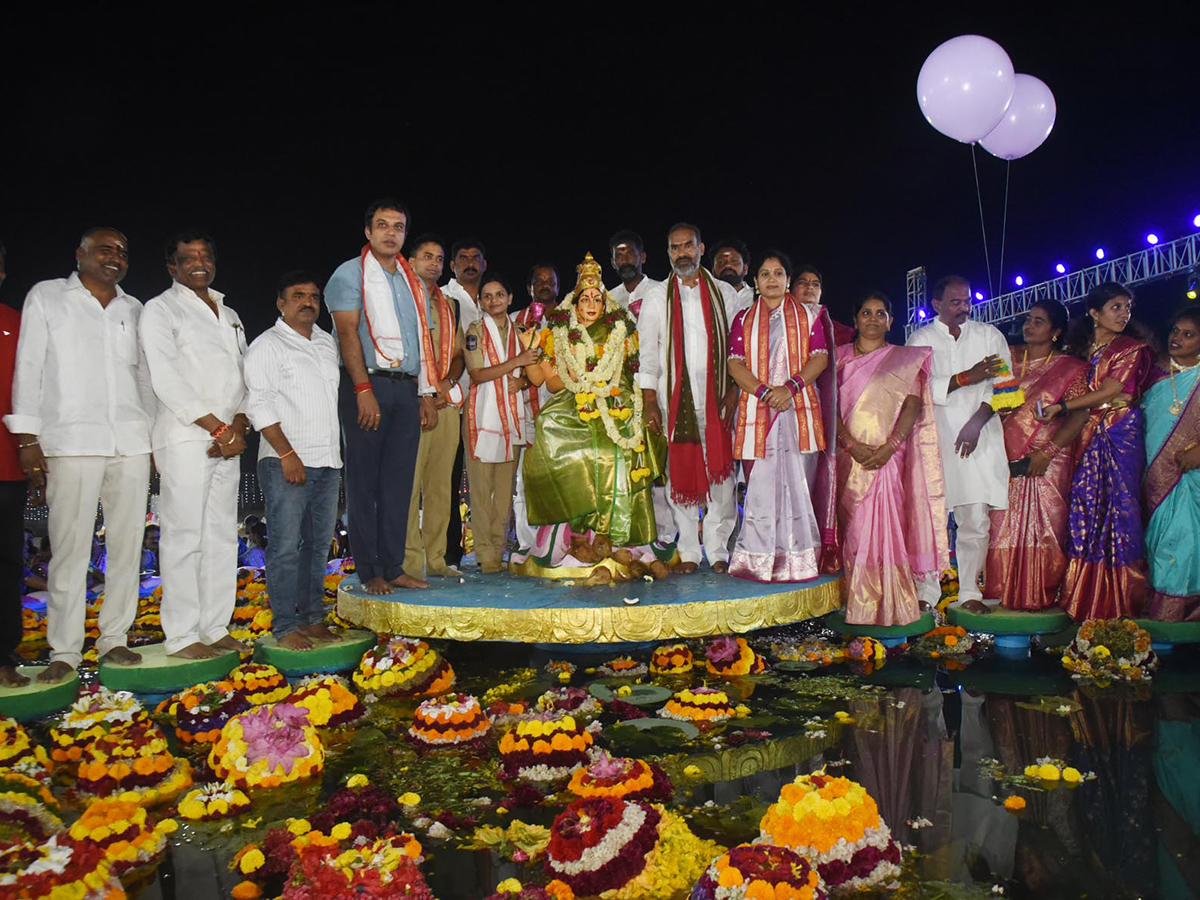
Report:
983,301,1089,609
836,293,948,625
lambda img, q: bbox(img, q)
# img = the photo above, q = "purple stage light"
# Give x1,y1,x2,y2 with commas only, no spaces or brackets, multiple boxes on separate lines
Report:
918,309,927,320
1194,214,1200,228
974,291,984,300
1014,275,1024,286
1055,263,1067,274
1147,233,1159,245
1095,248,1105,260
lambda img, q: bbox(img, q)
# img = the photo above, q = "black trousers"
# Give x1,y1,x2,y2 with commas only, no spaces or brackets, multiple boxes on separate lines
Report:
444,439,466,566
0,480,26,665
338,372,421,582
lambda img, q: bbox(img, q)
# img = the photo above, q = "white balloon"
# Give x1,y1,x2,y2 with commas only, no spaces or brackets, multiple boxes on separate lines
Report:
917,35,1016,144
980,74,1057,160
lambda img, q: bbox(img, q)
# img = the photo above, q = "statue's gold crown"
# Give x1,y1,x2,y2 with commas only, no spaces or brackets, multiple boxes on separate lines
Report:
574,252,604,293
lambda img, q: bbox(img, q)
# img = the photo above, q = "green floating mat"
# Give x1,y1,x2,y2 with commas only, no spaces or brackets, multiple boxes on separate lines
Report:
0,667,80,722
254,629,375,675
822,607,935,638
99,643,239,694
589,682,672,707
1134,619,1200,644
947,599,1071,635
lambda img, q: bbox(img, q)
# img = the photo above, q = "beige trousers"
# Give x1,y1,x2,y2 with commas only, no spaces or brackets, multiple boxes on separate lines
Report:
404,406,462,575
466,455,517,571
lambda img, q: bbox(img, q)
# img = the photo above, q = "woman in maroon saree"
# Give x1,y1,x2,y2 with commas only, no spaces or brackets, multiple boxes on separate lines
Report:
984,301,1089,609
1040,283,1154,620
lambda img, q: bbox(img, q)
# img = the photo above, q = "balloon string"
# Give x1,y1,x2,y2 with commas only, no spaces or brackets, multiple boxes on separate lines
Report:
971,144,994,298
997,160,1011,296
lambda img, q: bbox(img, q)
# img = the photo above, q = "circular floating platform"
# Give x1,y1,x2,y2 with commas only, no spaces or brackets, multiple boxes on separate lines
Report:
822,608,935,647
337,569,843,644
253,629,375,675
98,643,240,694
947,599,1073,657
0,667,80,722
1134,618,1200,655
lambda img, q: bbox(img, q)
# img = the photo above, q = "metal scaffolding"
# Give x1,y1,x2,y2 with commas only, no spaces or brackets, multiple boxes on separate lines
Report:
904,230,1200,338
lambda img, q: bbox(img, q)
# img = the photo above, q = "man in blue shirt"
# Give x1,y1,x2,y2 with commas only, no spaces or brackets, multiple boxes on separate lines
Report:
325,198,437,594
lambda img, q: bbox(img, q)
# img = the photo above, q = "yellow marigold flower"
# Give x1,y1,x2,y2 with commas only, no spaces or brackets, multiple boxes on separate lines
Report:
683,765,702,778
1038,763,1060,781
330,822,351,841
1062,767,1082,783
1023,765,1040,778
398,792,421,806
496,879,523,894
558,671,571,683
158,818,179,834
735,705,751,718
1003,795,1026,812
616,685,632,697
287,818,311,835
347,774,369,789
239,847,266,874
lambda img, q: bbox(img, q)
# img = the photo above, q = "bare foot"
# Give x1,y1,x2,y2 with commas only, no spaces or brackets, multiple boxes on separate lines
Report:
170,642,221,660
209,635,251,653
960,599,991,615
391,573,430,589
676,561,699,575
363,576,394,595
298,624,341,643
711,560,730,574
37,661,75,683
0,665,30,688
277,631,314,650
101,646,142,666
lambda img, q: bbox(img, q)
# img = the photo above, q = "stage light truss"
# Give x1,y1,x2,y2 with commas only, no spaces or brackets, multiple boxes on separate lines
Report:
905,230,1200,337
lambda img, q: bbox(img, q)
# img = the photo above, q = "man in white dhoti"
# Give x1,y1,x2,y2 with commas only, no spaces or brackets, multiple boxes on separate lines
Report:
637,223,740,573
907,275,1010,605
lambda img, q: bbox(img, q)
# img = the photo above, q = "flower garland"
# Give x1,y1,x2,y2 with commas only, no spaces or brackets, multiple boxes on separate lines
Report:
706,636,769,677
650,643,694,675
409,693,492,747
566,752,673,803
1061,618,1157,683
177,783,252,820
209,702,325,788
352,637,456,698
550,303,647,454
220,663,292,705
692,843,827,900
659,687,737,724
290,675,364,728
544,796,661,897
756,773,901,891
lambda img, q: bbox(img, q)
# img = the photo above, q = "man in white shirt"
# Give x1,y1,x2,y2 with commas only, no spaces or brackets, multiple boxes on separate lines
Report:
325,198,438,596
441,238,486,568
141,231,251,660
607,229,662,321
7,228,153,682
710,237,755,314
907,275,1010,606
637,223,740,573
244,272,342,651
403,236,466,578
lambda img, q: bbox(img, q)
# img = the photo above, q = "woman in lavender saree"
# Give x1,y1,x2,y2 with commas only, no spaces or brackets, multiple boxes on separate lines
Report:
1143,307,1200,621
727,252,838,583
835,293,948,625
983,301,1089,610
1039,283,1155,620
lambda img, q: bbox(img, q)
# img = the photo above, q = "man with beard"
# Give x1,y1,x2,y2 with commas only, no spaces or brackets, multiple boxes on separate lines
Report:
637,223,740,573
243,272,342,650
510,262,559,550
403,235,465,578
907,275,1010,608
441,238,486,568
324,198,438,597
142,231,250,659
607,229,661,321
7,229,153,682
710,237,754,314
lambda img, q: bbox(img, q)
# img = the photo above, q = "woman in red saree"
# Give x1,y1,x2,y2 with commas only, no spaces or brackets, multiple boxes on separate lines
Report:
1039,283,1155,620
836,293,948,625
983,301,1089,609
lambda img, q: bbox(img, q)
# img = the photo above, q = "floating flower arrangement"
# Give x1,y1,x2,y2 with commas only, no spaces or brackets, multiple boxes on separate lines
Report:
409,693,492,748
659,687,737,725
74,723,192,806
352,637,456,698
649,643,694,675
1061,618,1157,683
158,681,251,746
565,752,673,802
209,703,325,788
177,783,252,820
49,688,149,765
706,635,769,677
692,843,828,900
498,713,594,783
596,656,648,678
220,663,292,705
290,675,363,728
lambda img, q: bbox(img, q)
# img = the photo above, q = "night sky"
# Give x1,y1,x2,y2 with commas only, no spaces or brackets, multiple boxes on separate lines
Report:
2,5,1198,342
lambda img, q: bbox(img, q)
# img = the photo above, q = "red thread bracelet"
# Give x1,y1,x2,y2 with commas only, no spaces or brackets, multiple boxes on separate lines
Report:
354,381,373,394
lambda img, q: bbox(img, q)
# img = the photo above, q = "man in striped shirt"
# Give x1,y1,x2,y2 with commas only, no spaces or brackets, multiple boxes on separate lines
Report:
243,272,342,650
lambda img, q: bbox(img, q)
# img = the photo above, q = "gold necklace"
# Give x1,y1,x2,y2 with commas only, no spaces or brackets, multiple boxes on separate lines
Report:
1020,346,1053,379
1168,358,1200,415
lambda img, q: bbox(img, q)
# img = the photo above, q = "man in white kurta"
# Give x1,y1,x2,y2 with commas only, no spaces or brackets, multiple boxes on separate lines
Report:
637,224,741,571
141,233,249,659
5,228,154,682
907,276,1010,605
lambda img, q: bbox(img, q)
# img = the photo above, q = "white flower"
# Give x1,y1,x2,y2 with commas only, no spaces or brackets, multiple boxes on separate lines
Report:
549,802,648,876
426,822,452,840
376,657,394,671
907,817,933,829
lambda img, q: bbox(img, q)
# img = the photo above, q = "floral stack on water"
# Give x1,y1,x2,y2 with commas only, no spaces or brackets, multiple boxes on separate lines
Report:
408,693,492,749
566,751,673,803
498,712,595,784
68,797,178,881
209,702,325,788
0,833,124,900
692,843,828,900
659,687,738,725
289,675,364,728
0,716,54,781
49,687,149,766
705,635,768,677
650,643,694,675
756,772,902,892
352,636,455,698
221,663,292,705
1060,618,1158,684
75,722,193,806
177,783,252,820
157,681,251,747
